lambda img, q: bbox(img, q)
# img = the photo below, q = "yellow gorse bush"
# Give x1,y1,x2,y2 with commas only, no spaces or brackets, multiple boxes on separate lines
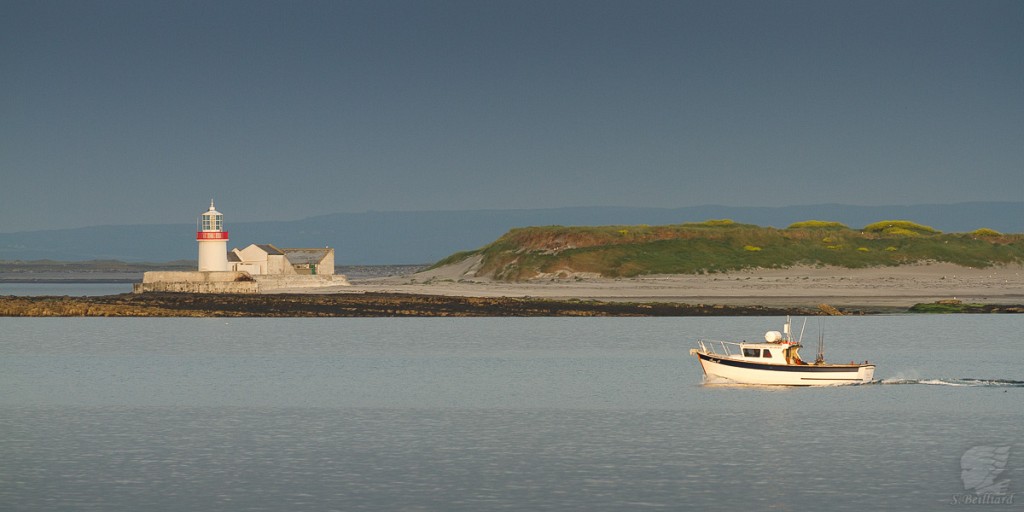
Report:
787,220,849,229
863,220,940,236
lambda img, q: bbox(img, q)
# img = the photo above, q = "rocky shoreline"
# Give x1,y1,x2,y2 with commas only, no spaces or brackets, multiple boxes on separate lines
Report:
5,292,1021,317
0,292,884,317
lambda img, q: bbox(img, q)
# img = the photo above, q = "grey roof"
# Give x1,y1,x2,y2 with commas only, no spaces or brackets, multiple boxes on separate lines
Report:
282,248,331,265
227,252,241,262
255,244,284,255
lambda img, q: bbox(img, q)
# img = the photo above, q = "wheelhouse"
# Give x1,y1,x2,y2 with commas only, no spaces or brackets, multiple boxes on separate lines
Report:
699,340,809,365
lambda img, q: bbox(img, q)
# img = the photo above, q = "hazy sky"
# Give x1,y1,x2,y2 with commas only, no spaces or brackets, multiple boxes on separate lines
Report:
2,0,1021,232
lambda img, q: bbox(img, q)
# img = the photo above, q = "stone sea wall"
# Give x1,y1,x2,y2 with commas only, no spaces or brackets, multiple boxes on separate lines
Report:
133,271,350,294
254,274,350,291
134,271,258,294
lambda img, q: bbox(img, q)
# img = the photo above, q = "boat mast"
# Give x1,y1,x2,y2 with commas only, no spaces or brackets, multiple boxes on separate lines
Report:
815,320,826,364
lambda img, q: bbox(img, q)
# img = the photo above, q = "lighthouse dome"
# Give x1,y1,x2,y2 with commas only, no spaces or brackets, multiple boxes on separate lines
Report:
200,200,224,232
203,199,222,216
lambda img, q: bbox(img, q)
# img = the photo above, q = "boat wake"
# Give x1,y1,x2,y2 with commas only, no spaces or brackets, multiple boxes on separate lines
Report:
871,378,1024,387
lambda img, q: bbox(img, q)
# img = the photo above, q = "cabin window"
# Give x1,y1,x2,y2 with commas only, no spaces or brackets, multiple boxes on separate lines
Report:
762,349,773,358
742,348,760,357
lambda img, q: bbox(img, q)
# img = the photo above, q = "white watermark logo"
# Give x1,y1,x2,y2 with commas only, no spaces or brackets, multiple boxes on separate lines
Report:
951,446,1015,505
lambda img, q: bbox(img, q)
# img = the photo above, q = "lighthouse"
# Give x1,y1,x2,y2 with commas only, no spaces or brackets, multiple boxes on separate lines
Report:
196,200,229,271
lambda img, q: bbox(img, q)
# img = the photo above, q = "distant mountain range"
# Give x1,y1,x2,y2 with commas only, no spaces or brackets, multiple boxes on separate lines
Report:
1,202,1022,265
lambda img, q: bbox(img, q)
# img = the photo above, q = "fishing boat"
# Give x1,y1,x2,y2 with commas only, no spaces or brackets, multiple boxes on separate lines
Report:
689,317,875,386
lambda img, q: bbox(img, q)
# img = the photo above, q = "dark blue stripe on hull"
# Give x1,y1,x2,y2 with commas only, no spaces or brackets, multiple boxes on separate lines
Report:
800,377,865,381
697,353,871,373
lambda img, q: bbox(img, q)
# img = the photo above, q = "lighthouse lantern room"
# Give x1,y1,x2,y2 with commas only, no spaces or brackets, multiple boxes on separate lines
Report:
197,200,229,271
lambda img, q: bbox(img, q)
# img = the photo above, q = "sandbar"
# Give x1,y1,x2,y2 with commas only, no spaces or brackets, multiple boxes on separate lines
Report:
290,262,1024,309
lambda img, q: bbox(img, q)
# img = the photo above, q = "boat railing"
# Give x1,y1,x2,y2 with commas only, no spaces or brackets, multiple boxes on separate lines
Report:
697,339,743,357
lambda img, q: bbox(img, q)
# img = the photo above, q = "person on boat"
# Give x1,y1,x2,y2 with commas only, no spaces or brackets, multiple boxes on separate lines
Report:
786,349,807,365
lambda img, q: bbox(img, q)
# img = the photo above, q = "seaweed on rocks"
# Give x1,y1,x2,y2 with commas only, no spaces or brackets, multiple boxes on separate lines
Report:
1,293,841,317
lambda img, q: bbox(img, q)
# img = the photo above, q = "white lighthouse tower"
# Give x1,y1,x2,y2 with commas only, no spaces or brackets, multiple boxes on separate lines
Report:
196,200,229,271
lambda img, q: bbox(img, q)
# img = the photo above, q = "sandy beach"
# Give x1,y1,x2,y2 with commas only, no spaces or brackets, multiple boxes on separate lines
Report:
303,262,1024,308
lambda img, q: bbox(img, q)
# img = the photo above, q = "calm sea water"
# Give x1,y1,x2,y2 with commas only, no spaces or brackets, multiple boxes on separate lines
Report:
1,316,1022,511
0,282,133,296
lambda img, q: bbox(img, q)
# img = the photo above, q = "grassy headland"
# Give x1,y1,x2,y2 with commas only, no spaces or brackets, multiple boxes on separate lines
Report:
433,219,1024,281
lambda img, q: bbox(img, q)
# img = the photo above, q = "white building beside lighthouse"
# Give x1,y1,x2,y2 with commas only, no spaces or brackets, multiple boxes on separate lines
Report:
197,200,229,271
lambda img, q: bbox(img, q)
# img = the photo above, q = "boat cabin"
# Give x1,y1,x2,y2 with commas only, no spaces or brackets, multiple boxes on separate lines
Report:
736,343,807,365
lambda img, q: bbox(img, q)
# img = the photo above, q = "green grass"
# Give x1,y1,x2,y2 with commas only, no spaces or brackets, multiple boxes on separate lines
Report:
438,219,1024,280
909,302,987,313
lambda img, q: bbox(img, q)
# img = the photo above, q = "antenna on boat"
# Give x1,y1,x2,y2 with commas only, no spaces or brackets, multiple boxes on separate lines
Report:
798,318,807,345
815,319,826,364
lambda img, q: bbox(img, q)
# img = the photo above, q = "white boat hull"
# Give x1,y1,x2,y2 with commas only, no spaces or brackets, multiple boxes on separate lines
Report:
696,352,874,386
